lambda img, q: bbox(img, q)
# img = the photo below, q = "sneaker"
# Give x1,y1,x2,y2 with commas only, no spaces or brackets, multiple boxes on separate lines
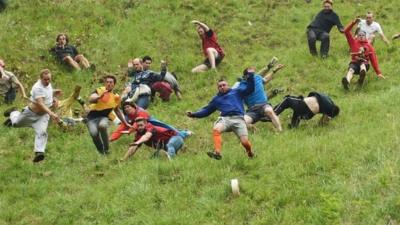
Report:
341,77,349,90
267,56,279,69
3,118,12,127
3,107,18,117
392,33,400,40
247,150,255,158
33,152,45,163
358,69,366,86
207,151,222,160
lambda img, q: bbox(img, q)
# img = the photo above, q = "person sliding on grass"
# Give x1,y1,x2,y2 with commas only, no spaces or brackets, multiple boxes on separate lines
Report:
110,101,191,142
273,92,340,128
86,75,129,155
3,69,61,163
124,58,167,109
341,18,384,90
186,70,255,160
121,117,191,161
50,33,91,71
142,56,182,101
191,20,225,73
233,59,284,132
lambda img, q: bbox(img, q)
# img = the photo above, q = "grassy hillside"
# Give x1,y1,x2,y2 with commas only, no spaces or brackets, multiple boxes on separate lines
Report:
1,0,400,224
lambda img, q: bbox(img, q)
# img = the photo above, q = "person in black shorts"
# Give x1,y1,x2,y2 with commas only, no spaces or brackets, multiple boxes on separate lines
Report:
50,33,91,71
273,92,339,128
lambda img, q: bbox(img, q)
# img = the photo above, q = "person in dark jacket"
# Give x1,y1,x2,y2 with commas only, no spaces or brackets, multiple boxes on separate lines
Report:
306,0,344,58
186,69,255,160
50,33,91,70
274,92,340,128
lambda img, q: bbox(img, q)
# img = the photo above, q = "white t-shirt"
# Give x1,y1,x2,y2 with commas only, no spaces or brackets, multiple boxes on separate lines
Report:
30,80,53,107
358,19,383,39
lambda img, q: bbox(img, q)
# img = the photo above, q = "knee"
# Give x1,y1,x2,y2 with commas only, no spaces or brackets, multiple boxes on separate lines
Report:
212,128,221,135
63,56,74,62
98,122,108,130
206,48,217,55
265,107,274,117
320,33,330,41
75,54,83,61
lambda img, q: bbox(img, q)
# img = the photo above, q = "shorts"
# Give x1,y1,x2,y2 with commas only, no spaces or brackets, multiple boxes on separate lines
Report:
203,53,224,68
214,116,248,137
348,62,370,75
245,103,272,124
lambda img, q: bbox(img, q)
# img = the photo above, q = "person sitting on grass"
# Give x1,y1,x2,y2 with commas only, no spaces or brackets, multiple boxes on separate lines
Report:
123,58,167,109
273,92,340,128
341,18,384,90
86,75,130,155
191,20,225,73
121,117,191,161
0,58,28,104
186,70,255,160
233,58,284,132
142,55,182,100
50,33,91,71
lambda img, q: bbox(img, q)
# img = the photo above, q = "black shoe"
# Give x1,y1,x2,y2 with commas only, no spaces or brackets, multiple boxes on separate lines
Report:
342,77,349,90
247,150,255,158
358,69,366,86
207,151,222,160
3,118,12,127
33,152,45,163
3,107,18,117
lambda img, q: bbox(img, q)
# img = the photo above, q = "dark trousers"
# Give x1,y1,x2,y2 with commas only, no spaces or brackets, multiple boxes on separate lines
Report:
274,95,315,128
4,87,16,104
307,28,330,57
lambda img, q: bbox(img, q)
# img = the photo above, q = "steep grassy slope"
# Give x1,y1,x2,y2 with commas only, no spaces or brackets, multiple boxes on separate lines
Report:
0,0,400,224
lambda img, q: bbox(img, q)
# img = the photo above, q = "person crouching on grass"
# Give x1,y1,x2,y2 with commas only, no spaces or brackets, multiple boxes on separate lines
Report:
341,18,384,90
186,69,255,160
121,117,191,161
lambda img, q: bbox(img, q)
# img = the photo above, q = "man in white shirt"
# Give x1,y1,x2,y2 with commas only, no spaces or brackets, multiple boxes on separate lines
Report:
4,69,60,162
357,12,390,45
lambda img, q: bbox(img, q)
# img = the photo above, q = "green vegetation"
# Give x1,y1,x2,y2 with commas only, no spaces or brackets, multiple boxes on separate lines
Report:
1,0,400,224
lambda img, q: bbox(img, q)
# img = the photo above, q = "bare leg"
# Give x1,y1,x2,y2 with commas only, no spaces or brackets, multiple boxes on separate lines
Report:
206,48,218,69
345,68,354,83
75,54,90,69
63,56,81,70
264,106,282,132
191,64,208,73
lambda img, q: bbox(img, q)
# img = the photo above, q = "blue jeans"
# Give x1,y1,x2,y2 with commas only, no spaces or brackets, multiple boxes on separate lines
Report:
136,94,150,109
167,135,184,157
87,117,109,154
149,117,190,138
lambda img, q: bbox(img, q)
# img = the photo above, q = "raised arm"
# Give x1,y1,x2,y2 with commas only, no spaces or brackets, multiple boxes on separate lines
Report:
344,18,358,46
191,20,210,32
263,64,284,84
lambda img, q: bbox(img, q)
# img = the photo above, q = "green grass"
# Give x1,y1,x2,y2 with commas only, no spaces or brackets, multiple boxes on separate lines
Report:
1,0,400,224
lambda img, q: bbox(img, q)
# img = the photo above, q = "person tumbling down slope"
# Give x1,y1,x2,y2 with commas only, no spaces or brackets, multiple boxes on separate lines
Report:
341,18,384,91
191,20,225,73
86,75,130,155
186,69,255,160
273,92,340,128
121,117,192,161
3,69,61,163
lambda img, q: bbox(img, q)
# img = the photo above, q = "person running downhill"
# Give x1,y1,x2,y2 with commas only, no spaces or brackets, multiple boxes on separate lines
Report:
306,0,344,58
274,92,340,128
186,70,255,160
191,20,225,73
341,18,384,90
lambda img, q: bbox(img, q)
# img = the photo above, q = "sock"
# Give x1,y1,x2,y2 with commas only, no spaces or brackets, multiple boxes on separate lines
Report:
212,129,222,154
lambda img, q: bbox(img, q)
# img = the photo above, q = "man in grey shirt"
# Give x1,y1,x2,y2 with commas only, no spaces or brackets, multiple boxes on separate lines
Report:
0,58,27,104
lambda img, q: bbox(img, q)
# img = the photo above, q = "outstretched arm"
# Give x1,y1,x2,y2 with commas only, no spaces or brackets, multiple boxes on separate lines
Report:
191,20,210,32
122,131,153,160
263,64,284,84
14,78,28,99
188,101,217,118
380,33,390,45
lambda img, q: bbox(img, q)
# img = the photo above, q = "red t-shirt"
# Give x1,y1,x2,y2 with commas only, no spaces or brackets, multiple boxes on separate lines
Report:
202,29,224,57
126,106,150,124
134,123,177,149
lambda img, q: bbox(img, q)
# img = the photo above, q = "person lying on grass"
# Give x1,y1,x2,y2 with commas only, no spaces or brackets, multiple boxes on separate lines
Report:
121,117,191,161
273,92,339,128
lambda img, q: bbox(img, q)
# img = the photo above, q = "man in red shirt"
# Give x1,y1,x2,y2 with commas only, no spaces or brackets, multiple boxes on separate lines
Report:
121,117,190,161
342,18,385,90
191,20,225,73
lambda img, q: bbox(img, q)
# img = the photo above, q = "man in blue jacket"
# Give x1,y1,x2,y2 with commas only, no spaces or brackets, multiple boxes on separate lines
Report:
186,69,255,160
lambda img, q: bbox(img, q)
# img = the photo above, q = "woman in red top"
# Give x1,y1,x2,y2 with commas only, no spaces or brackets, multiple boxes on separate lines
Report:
341,18,385,90
191,20,225,73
